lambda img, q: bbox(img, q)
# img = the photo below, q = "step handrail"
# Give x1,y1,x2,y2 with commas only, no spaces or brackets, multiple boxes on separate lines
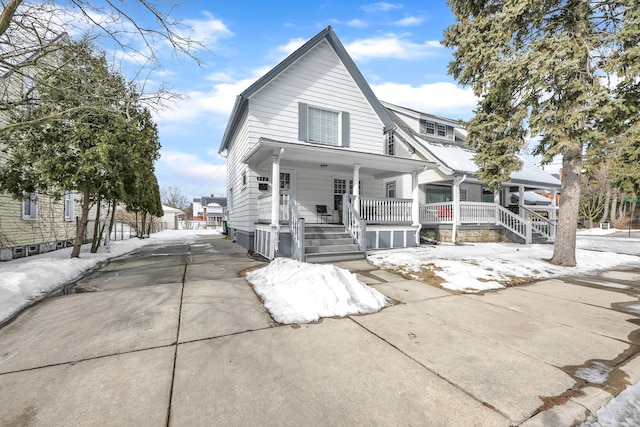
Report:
289,200,305,262
496,205,532,244
343,194,367,255
521,206,556,241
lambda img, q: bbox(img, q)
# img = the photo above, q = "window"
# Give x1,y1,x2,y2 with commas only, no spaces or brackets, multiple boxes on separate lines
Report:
308,107,339,145
386,182,396,198
228,188,233,211
420,120,435,135
22,192,38,220
280,172,291,190
437,124,446,137
64,192,74,221
242,171,247,188
298,103,350,147
386,132,395,156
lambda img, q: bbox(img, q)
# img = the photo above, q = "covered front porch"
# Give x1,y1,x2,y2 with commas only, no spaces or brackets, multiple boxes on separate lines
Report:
244,138,435,261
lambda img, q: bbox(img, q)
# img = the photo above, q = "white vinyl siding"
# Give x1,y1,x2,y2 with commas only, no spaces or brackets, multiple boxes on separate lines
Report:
249,39,384,153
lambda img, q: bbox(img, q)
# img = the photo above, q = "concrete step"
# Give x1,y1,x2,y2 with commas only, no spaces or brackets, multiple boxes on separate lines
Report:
305,225,345,233
305,238,354,246
305,244,361,254
304,232,351,240
305,251,366,264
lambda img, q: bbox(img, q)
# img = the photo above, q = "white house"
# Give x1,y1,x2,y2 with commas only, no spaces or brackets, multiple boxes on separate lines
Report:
219,26,561,263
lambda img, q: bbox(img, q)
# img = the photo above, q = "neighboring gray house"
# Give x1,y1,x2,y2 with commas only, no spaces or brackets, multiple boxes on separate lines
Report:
219,26,561,263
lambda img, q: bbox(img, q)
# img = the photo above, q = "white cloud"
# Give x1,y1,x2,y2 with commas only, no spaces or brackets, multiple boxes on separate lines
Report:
180,12,234,49
344,34,442,60
277,38,307,56
372,81,477,118
347,18,368,28
394,16,424,26
156,150,227,197
362,2,403,13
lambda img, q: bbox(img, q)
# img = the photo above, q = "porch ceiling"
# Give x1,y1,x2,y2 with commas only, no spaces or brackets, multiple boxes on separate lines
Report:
242,138,436,177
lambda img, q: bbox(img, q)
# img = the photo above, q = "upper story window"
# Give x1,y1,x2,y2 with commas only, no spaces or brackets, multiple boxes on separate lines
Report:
420,119,454,140
22,192,38,220
308,107,339,145
299,103,350,147
386,132,395,156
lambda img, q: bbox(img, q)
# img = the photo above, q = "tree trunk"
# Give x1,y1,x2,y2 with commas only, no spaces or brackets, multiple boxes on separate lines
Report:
551,147,582,266
90,200,102,253
71,189,91,258
599,185,611,224
611,188,619,224
107,200,117,241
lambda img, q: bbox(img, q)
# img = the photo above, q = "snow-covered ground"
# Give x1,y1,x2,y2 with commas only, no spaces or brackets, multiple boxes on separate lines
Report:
368,231,640,293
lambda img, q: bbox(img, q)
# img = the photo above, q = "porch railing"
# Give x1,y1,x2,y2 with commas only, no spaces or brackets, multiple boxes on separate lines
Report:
289,200,305,262
343,194,367,254
420,201,547,244
349,195,413,224
521,206,556,241
257,191,290,223
420,202,454,224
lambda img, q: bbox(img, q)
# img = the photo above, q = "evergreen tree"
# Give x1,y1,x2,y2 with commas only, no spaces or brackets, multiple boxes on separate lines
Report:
0,40,161,257
444,0,639,266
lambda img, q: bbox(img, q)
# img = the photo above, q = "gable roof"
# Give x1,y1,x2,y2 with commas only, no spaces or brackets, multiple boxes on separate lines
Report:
384,104,562,189
218,26,394,154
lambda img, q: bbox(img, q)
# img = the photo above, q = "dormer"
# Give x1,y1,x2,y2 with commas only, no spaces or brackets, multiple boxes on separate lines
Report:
418,118,455,141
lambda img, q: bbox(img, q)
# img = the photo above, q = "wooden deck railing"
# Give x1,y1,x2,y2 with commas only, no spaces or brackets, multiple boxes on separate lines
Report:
343,194,367,254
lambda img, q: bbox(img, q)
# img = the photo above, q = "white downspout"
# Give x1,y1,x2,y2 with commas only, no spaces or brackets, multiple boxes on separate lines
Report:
452,174,467,244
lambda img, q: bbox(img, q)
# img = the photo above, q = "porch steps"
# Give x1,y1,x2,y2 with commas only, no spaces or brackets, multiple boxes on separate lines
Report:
304,225,366,264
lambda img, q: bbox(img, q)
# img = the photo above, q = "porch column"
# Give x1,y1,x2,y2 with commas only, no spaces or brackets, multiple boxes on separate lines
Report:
271,154,280,227
519,185,525,217
550,189,558,221
494,188,501,205
452,176,463,243
412,171,421,245
353,164,361,214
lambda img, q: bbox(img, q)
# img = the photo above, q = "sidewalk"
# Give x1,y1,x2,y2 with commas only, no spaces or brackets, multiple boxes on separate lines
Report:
1,234,639,426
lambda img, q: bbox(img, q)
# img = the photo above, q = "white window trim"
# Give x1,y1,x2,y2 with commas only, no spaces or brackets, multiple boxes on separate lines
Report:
298,102,350,147
22,192,38,220
64,192,74,221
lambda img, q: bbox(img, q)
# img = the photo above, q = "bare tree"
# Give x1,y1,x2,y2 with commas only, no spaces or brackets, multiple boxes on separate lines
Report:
161,185,189,211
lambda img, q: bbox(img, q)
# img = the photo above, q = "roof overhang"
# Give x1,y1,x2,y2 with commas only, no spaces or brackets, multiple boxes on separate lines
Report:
242,139,436,178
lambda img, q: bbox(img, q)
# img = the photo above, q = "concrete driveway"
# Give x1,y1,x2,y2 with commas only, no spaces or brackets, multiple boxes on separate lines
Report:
1,235,639,426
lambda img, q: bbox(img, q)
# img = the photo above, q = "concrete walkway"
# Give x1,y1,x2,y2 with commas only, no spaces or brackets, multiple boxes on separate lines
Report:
1,235,639,426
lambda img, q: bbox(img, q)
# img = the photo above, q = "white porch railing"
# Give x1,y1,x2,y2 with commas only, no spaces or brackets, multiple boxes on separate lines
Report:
289,200,305,262
258,191,290,223
349,195,413,224
420,202,454,224
521,206,557,241
420,201,558,244
343,194,367,254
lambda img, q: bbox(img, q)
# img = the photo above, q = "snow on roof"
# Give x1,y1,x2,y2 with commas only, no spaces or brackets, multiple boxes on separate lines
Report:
162,205,185,215
512,191,552,205
414,136,561,188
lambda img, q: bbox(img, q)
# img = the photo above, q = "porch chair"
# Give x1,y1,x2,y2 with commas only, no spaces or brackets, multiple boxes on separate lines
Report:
316,205,332,224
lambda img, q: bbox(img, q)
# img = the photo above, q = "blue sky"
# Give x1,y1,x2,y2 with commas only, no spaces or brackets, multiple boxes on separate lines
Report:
147,1,479,199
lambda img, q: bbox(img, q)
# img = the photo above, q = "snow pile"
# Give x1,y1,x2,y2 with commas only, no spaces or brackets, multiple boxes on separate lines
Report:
368,239,640,293
0,230,218,324
246,258,387,324
575,362,614,384
580,382,640,427
577,227,621,236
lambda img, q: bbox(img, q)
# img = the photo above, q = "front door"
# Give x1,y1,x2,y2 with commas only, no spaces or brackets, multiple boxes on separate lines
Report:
333,178,347,224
